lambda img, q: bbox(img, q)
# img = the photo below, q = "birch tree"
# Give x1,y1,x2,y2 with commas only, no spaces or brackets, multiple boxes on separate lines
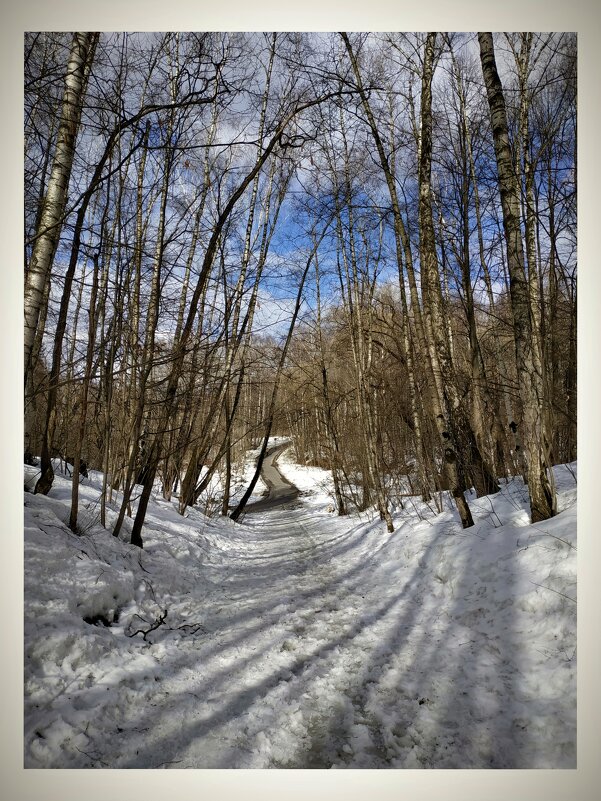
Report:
478,32,556,522
24,32,98,442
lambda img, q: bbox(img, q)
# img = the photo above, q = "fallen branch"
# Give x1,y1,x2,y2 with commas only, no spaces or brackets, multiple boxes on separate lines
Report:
126,608,168,641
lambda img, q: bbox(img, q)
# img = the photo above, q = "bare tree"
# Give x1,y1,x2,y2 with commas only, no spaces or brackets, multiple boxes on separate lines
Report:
25,32,98,446
478,32,556,522
24,32,573,540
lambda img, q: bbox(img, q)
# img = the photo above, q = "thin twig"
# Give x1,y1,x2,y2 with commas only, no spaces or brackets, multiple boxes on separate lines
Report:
530,525,576,550
531,582,576,604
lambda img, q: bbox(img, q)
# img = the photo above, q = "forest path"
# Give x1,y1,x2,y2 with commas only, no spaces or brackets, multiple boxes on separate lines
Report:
24,458,578,769
115,452,394,768
225,497,392,768
243,440,299,513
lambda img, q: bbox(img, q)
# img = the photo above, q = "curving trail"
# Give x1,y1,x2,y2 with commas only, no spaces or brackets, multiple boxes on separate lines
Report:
244,440,299,513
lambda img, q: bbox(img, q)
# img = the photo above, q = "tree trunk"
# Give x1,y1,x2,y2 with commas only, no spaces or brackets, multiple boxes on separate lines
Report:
342,33,478,527
69,253,100,531
25,33,98,400
478,32,556,523
314,252,346,516
416,33,475,527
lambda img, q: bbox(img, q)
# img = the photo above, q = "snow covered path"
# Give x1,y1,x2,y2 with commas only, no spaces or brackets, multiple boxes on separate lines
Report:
24,458,577,769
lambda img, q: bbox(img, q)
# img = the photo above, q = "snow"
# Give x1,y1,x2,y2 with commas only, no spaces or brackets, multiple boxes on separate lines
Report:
23,450,576,769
